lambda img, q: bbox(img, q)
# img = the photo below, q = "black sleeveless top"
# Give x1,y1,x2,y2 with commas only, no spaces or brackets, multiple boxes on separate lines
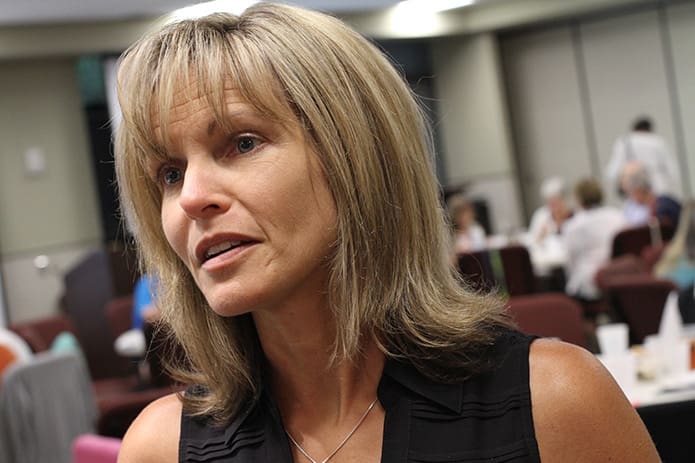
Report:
179,331,541,462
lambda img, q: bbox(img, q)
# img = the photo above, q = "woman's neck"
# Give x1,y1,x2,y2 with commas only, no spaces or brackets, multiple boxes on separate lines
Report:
252,301,385,428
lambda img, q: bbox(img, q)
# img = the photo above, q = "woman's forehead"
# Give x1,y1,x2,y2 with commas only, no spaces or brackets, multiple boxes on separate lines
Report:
152,75,290,127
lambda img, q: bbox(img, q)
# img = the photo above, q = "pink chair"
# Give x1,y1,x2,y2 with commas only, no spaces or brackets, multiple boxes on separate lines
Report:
72,434,121,463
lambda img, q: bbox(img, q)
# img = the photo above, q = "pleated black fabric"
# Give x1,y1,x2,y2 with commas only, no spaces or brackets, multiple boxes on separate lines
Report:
179,330,541,462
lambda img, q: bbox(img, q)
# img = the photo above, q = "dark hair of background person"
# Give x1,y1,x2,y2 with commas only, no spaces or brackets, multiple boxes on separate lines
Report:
632,117,653,132
574,178,603,209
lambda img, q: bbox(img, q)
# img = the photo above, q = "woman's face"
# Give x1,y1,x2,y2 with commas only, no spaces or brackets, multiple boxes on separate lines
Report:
456,208,474,230
154,86,337,317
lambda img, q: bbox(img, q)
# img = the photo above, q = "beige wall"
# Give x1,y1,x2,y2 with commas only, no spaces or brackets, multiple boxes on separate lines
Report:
668,1,695,197
0,58,102,323
433,33,524,234
501,26,593,214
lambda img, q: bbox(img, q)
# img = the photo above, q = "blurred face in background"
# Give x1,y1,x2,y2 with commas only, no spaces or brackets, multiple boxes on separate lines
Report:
547,195,570,223
455,205,476,232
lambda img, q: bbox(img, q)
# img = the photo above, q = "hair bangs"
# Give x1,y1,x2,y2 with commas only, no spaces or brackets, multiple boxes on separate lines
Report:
121,14,296,177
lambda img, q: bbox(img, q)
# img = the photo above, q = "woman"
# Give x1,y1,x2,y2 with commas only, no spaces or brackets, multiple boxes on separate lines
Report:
527,176,573,246
115,3,658,462
447,194,486,254
562,178,626,301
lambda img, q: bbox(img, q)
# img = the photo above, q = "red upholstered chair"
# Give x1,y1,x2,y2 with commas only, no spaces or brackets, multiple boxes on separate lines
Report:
640,243,666,272
611,223,675,259
457,251,496,293
458,245,537,297
595,254,650,290
601,275,676,345
507,293,587,348
9,314,78,353
498,245,537,296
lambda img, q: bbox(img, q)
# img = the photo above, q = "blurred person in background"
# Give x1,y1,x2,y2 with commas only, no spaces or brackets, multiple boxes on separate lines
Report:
563,178,626,302
447,194,486,254
131,273,161,330
622,162,681,229
527,176,573,246
606,116,681,199
655,200,695,322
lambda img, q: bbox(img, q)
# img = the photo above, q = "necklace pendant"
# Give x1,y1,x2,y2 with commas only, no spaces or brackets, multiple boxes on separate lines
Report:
285,397,379,463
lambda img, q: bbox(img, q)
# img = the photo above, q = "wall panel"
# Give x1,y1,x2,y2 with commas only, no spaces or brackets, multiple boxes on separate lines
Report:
580,10,680,199
667,2,695,197
501,26,592,217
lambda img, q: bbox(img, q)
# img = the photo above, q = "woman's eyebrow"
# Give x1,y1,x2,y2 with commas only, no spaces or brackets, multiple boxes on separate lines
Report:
206,110,262,136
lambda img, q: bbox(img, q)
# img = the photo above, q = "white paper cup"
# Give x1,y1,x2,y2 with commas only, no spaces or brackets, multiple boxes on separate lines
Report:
597,323,629,355
664,339,691,378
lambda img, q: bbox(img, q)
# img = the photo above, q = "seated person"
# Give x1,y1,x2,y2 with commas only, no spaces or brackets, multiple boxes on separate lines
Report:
563,178,626,301
132,274,161,330
114,274,161,359
447,194,486,254
617,160,654,226
621,161,681,228
528,176,573,245
655,200,695,322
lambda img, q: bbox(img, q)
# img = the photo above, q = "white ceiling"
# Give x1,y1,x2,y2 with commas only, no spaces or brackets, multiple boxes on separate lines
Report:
0,0,402,26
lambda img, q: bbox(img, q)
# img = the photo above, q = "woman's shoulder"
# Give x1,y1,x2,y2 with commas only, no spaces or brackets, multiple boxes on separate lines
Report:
118,393,182,463
529,339,659,462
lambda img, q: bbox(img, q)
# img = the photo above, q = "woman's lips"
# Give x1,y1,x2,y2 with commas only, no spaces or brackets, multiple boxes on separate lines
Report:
200,241,258,271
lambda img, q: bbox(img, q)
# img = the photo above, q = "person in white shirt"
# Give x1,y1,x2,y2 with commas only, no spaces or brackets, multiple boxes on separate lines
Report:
528,177,573,246
563,178,626,301
447,194,487,255
606,117,681,198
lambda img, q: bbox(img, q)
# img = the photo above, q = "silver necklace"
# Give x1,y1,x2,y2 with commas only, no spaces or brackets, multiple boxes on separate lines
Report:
285,397,379,463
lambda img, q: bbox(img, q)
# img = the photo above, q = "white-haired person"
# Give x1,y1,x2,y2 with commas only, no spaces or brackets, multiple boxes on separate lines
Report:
527,177,573,246
114,3,659,462
622,162,682,229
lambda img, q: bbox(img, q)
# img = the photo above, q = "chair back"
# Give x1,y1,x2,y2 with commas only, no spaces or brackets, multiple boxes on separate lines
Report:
457,245,536,296
499,245,537,296
602,274,676,344
9,314,78,353
611,223,675,259
72,434,121,463
104,295,134,340
457,251,496,293
0,351,97,463
507,293,587,348
595,254,649,292
63,247,137,379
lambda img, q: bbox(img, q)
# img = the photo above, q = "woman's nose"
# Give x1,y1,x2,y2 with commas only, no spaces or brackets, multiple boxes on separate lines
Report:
177,164,231,219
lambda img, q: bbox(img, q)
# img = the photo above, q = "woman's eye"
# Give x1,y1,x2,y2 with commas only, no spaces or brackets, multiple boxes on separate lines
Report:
161,167,183,185
237,136,257,154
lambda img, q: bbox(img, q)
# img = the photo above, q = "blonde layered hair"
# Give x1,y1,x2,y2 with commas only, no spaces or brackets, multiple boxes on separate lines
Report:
115,2,510,422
